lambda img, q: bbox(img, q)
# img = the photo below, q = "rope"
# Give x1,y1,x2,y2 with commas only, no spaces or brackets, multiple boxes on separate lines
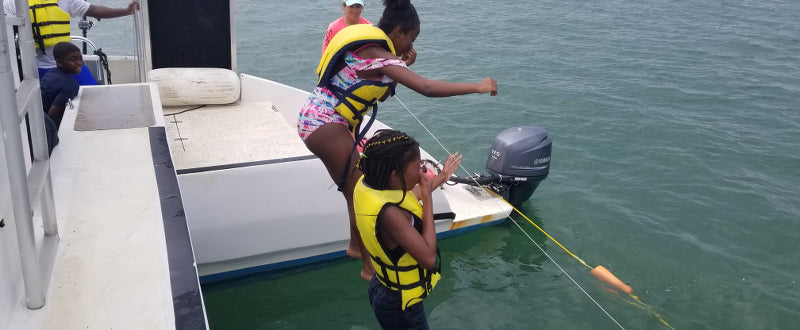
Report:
508,215,626,329
393,95,674,329
489,190,673,329
394,96,488,182
393,96,624,328
486,189,592,269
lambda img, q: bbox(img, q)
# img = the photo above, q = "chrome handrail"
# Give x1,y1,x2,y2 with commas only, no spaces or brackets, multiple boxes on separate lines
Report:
70,35,99,53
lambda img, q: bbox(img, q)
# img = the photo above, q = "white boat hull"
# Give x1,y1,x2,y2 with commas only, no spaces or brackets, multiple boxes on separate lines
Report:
164,74,512,282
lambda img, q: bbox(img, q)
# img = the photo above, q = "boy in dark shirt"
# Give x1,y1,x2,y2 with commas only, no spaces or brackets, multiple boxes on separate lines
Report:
40,42,81,153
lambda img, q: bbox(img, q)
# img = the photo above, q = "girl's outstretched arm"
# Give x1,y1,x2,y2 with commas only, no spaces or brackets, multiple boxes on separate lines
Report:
382,65,497,97
356,46,498,97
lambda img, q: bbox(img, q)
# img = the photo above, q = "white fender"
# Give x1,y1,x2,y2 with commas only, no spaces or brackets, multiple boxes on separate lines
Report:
149,68,240,106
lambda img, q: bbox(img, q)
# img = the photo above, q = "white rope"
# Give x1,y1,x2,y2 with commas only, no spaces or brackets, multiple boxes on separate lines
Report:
393,95,625,329
393,96,473,178
508,216,626,329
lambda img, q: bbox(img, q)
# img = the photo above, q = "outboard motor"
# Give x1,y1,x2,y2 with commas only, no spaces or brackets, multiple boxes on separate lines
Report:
450,126,551,206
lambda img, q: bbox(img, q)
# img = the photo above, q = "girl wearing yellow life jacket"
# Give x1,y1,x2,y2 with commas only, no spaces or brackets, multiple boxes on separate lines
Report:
297,0,497,282
354,130,461,329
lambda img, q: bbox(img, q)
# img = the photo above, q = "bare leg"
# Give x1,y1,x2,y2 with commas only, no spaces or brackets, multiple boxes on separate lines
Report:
304,123,374,281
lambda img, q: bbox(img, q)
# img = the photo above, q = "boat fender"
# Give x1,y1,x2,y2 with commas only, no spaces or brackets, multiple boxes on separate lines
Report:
148,68,240,106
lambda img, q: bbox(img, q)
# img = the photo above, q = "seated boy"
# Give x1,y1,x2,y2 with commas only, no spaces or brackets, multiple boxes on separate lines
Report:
40,42,81,153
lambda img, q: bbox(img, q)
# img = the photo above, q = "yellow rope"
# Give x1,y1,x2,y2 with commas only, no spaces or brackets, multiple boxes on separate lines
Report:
485,189,591,269
485,189,674,328
393,95,672,327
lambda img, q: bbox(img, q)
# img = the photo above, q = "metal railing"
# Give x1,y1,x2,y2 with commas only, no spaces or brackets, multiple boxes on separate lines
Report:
1,0,60,310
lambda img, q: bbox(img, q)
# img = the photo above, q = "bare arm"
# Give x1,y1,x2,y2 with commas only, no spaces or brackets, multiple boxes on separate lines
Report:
356,46,497,97
412,153,462,199
381,166,439,269
384,66,497,97
85,0,139,19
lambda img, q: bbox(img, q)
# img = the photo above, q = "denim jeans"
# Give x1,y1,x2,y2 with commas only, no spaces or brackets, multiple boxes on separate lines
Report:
368,276,429,330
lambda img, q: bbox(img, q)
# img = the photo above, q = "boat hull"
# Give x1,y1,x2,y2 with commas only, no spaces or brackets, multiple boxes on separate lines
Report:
164,74,512,283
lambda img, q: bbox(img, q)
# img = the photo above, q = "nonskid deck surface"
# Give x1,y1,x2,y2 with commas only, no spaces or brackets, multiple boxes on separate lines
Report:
164,101,312,171
438,183,511,227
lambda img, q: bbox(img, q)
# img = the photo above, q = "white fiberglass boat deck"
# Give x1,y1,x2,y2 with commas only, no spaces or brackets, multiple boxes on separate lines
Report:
3,0,207,327
2,83,206,328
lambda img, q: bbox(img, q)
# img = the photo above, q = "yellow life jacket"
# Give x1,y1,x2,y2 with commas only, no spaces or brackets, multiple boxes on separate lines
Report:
354,176,441,310
316,24,397,129
28,0,71,50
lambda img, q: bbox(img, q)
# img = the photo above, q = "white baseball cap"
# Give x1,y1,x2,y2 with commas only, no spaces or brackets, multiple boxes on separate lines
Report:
344,0,364,6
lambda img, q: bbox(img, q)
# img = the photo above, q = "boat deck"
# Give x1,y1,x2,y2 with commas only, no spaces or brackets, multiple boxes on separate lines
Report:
9,84,206,329
164,100,311,171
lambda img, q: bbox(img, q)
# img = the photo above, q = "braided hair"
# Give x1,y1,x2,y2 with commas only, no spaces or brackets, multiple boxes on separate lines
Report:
358,129,420,197
378,0,420,36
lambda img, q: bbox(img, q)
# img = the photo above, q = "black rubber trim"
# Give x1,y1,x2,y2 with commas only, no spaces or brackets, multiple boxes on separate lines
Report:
149,127,207,329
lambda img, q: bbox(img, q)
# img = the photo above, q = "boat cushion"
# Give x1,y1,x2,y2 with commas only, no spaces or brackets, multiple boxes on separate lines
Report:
149,68,240,106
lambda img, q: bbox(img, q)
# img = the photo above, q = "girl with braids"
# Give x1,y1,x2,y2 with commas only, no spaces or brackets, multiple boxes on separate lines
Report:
298,0,497,281
354,130,460,329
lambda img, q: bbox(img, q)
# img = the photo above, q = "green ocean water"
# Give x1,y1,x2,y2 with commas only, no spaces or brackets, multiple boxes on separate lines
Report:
84,0,800,328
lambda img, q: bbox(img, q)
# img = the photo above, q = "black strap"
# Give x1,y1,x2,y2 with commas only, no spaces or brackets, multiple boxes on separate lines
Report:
29,3,59,9
31,20,71,27
326,82,374,124
330,89,380,192
335,107,374,192
433,212,456,221
30,6,46,54
36,32,70,39
325,79,394,191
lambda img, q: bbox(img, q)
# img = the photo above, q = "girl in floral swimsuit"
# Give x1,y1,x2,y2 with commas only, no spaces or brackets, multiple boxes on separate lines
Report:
298,52,406,141
298,0,498,282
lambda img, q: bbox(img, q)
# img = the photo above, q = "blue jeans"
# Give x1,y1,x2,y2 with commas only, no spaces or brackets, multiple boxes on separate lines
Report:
368,276,429,330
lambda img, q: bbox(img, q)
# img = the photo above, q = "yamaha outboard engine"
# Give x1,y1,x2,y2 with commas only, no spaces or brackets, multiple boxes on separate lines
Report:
450,126,551,206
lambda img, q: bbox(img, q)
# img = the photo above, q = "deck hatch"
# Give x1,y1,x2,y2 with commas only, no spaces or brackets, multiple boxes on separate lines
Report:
74,84,156,130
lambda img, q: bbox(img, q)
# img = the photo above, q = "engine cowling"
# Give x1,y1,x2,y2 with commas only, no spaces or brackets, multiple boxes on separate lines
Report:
485,126,551,206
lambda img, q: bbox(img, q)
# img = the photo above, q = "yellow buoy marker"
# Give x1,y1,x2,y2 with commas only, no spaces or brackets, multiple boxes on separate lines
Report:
591,265,633,294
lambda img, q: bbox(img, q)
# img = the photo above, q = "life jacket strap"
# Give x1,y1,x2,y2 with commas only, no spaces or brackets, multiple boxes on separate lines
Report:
35,32,70,39
330,83,380,192
29,2,59,9
32,20,71,27
326,82,376,123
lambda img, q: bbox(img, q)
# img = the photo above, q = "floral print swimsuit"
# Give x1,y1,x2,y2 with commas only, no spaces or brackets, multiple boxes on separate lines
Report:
297,50,406,141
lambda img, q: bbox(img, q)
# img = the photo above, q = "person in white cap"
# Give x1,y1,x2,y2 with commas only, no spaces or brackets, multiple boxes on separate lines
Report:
322,0,371,54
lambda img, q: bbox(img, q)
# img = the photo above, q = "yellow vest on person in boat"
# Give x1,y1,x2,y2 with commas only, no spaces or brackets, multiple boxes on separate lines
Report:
316,24,397,129
354,176,440,310
28,0,71,49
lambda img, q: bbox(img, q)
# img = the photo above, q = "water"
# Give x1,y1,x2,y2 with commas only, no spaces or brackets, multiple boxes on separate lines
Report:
86,0,800,328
